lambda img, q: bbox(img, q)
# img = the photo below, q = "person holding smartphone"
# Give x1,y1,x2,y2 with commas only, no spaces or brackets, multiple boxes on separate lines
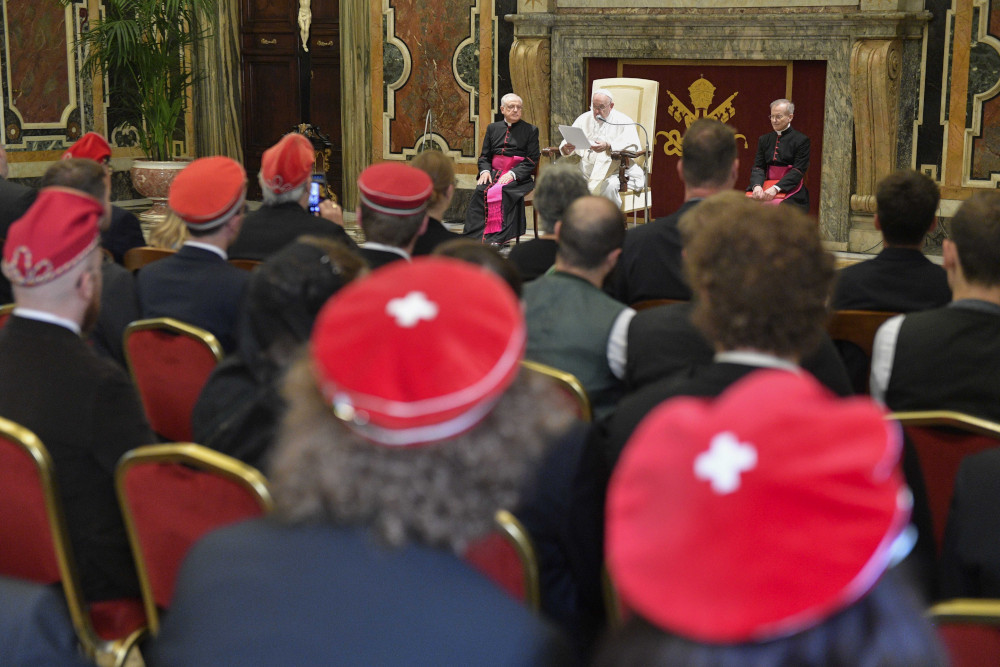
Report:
229,133,357,261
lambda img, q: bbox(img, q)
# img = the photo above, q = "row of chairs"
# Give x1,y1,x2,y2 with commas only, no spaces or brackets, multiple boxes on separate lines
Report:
0,423,543,664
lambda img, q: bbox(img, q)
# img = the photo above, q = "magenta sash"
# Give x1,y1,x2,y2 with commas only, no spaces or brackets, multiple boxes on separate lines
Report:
764,164,803,204
485,155,525,235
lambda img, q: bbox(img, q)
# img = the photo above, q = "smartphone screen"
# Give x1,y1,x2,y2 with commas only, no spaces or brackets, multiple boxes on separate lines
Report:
308,181,322,214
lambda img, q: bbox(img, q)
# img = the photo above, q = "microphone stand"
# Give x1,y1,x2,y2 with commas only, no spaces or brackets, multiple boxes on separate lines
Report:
597,115,651,225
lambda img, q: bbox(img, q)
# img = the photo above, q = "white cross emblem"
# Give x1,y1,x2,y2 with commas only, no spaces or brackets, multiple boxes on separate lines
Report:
386,291,439,328
694,431,757,495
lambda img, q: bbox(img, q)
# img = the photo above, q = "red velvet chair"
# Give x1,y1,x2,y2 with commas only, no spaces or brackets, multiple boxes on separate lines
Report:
0,416,146,666
123,317,224,442
116,442,273,634
463,509,541,610
889,411,1000,554
520,359,592,422
929,598,1000,667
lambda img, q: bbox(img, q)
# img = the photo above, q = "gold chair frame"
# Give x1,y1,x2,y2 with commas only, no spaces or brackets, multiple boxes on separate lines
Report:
0,416,145,666
493,509,541,611
930,598,1000,623
123,317,224,365
520,359,593,422
887,411,1000,438
115,442,273,634
123,246,176,272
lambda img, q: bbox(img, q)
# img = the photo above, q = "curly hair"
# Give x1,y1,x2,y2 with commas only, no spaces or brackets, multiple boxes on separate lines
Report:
680,191,834,358
270,359,574,554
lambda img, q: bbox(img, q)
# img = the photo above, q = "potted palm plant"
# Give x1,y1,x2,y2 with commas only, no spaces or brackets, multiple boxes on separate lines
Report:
66,0,217,225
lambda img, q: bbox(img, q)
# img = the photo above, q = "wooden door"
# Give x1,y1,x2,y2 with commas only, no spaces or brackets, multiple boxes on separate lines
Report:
239,0,341,201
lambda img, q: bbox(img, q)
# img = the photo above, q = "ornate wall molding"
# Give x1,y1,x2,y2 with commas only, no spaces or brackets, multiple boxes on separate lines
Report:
509,37,551,148
850,39,901,215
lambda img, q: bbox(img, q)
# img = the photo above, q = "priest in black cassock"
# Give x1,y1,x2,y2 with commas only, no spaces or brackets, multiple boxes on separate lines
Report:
748,98,810,211
463,93,539,245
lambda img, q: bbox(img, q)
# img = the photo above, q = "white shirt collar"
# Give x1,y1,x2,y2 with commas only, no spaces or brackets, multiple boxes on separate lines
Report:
183,241,228,260
714,350,800,372
11,307,81,336
362,241,411,261
776,124,791,136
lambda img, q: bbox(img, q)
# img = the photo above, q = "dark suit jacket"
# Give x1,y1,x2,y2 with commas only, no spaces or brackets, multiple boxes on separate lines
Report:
101,206,147,265
360,246,408,271
940,448,1000,598
89,260,140,368
625,301,853,397
0,576,92,666
0,316,153,601
605,199,699,305
508,238,557,282
228,202,357,261
0,177,37,303
412,217,462,256
832,247,951,313
149,520,570,666
136,244,249,353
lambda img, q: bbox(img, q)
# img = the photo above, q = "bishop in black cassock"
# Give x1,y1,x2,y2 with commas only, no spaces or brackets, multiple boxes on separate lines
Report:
463,95,539,245
748,99,810,211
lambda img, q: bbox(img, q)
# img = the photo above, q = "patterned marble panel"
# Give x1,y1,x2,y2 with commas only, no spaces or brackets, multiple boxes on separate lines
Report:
5,3,71,123
384,0,480,159
969,2,1000,183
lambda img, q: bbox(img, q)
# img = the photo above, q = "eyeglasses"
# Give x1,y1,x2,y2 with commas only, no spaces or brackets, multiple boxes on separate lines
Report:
592,103,611,112
503,104,523,110
768,114,788,121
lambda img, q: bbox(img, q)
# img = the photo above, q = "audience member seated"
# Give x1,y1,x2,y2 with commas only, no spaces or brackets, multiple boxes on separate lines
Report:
148,258,572,665
148,212,189,251
410,150,462,256
596,371,944,667
191,237,366,471
228,133,355,261
0,188,154,603
136,157,249,353
523,196,633,420
62,132,146,265
39,158,140,369
606,118,739,304
833,169,950,312
871,191,1000,421
433,238,523,297
462,93,539,246
508,162,589,282
0,576,92,667
940,448,1000,598
357,162,433,270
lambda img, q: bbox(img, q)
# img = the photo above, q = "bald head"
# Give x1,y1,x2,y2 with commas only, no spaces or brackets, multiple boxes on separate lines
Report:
557,196,625,270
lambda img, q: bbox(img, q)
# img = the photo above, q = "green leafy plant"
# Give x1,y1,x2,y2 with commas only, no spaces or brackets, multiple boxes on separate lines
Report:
66,0,217,161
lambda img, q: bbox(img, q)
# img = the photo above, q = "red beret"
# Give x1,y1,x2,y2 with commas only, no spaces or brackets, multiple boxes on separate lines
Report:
62,132,111,163
2,187,102,286
260,133,314,194
168,157,247,231
357,162,432,216
607,370,911,643
310,257,525,447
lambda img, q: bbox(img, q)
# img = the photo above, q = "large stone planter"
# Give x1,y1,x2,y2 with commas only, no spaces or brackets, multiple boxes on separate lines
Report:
130,159,190,238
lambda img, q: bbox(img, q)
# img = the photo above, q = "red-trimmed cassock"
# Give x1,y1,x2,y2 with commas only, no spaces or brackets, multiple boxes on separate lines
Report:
463,119,539,244
748,125,810,210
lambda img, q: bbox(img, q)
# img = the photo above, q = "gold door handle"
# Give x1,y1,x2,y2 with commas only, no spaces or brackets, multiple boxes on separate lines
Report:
317,40,333,47
260,38,277,46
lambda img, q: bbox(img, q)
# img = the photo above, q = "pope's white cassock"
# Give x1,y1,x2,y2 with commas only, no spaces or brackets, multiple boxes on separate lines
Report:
559,108,646,207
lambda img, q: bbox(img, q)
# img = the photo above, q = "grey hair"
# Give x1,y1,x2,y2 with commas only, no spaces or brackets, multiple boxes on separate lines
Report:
259,174,308,206
592,89,615,104
770,99,794,115
500,93,523,108
534,162,590,233
270,359,575,554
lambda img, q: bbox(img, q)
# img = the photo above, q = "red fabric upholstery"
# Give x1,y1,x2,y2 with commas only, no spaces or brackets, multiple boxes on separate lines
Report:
89,598,146,641
122,462,267,607
125,328,219,441
0,311,11,329
905,426,1000,552
464,532,526,602
0,435,62,583
936,623,1000,667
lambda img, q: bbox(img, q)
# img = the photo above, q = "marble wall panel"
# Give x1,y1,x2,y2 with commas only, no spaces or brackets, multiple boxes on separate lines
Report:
5,3,71,124
384,0,480,160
